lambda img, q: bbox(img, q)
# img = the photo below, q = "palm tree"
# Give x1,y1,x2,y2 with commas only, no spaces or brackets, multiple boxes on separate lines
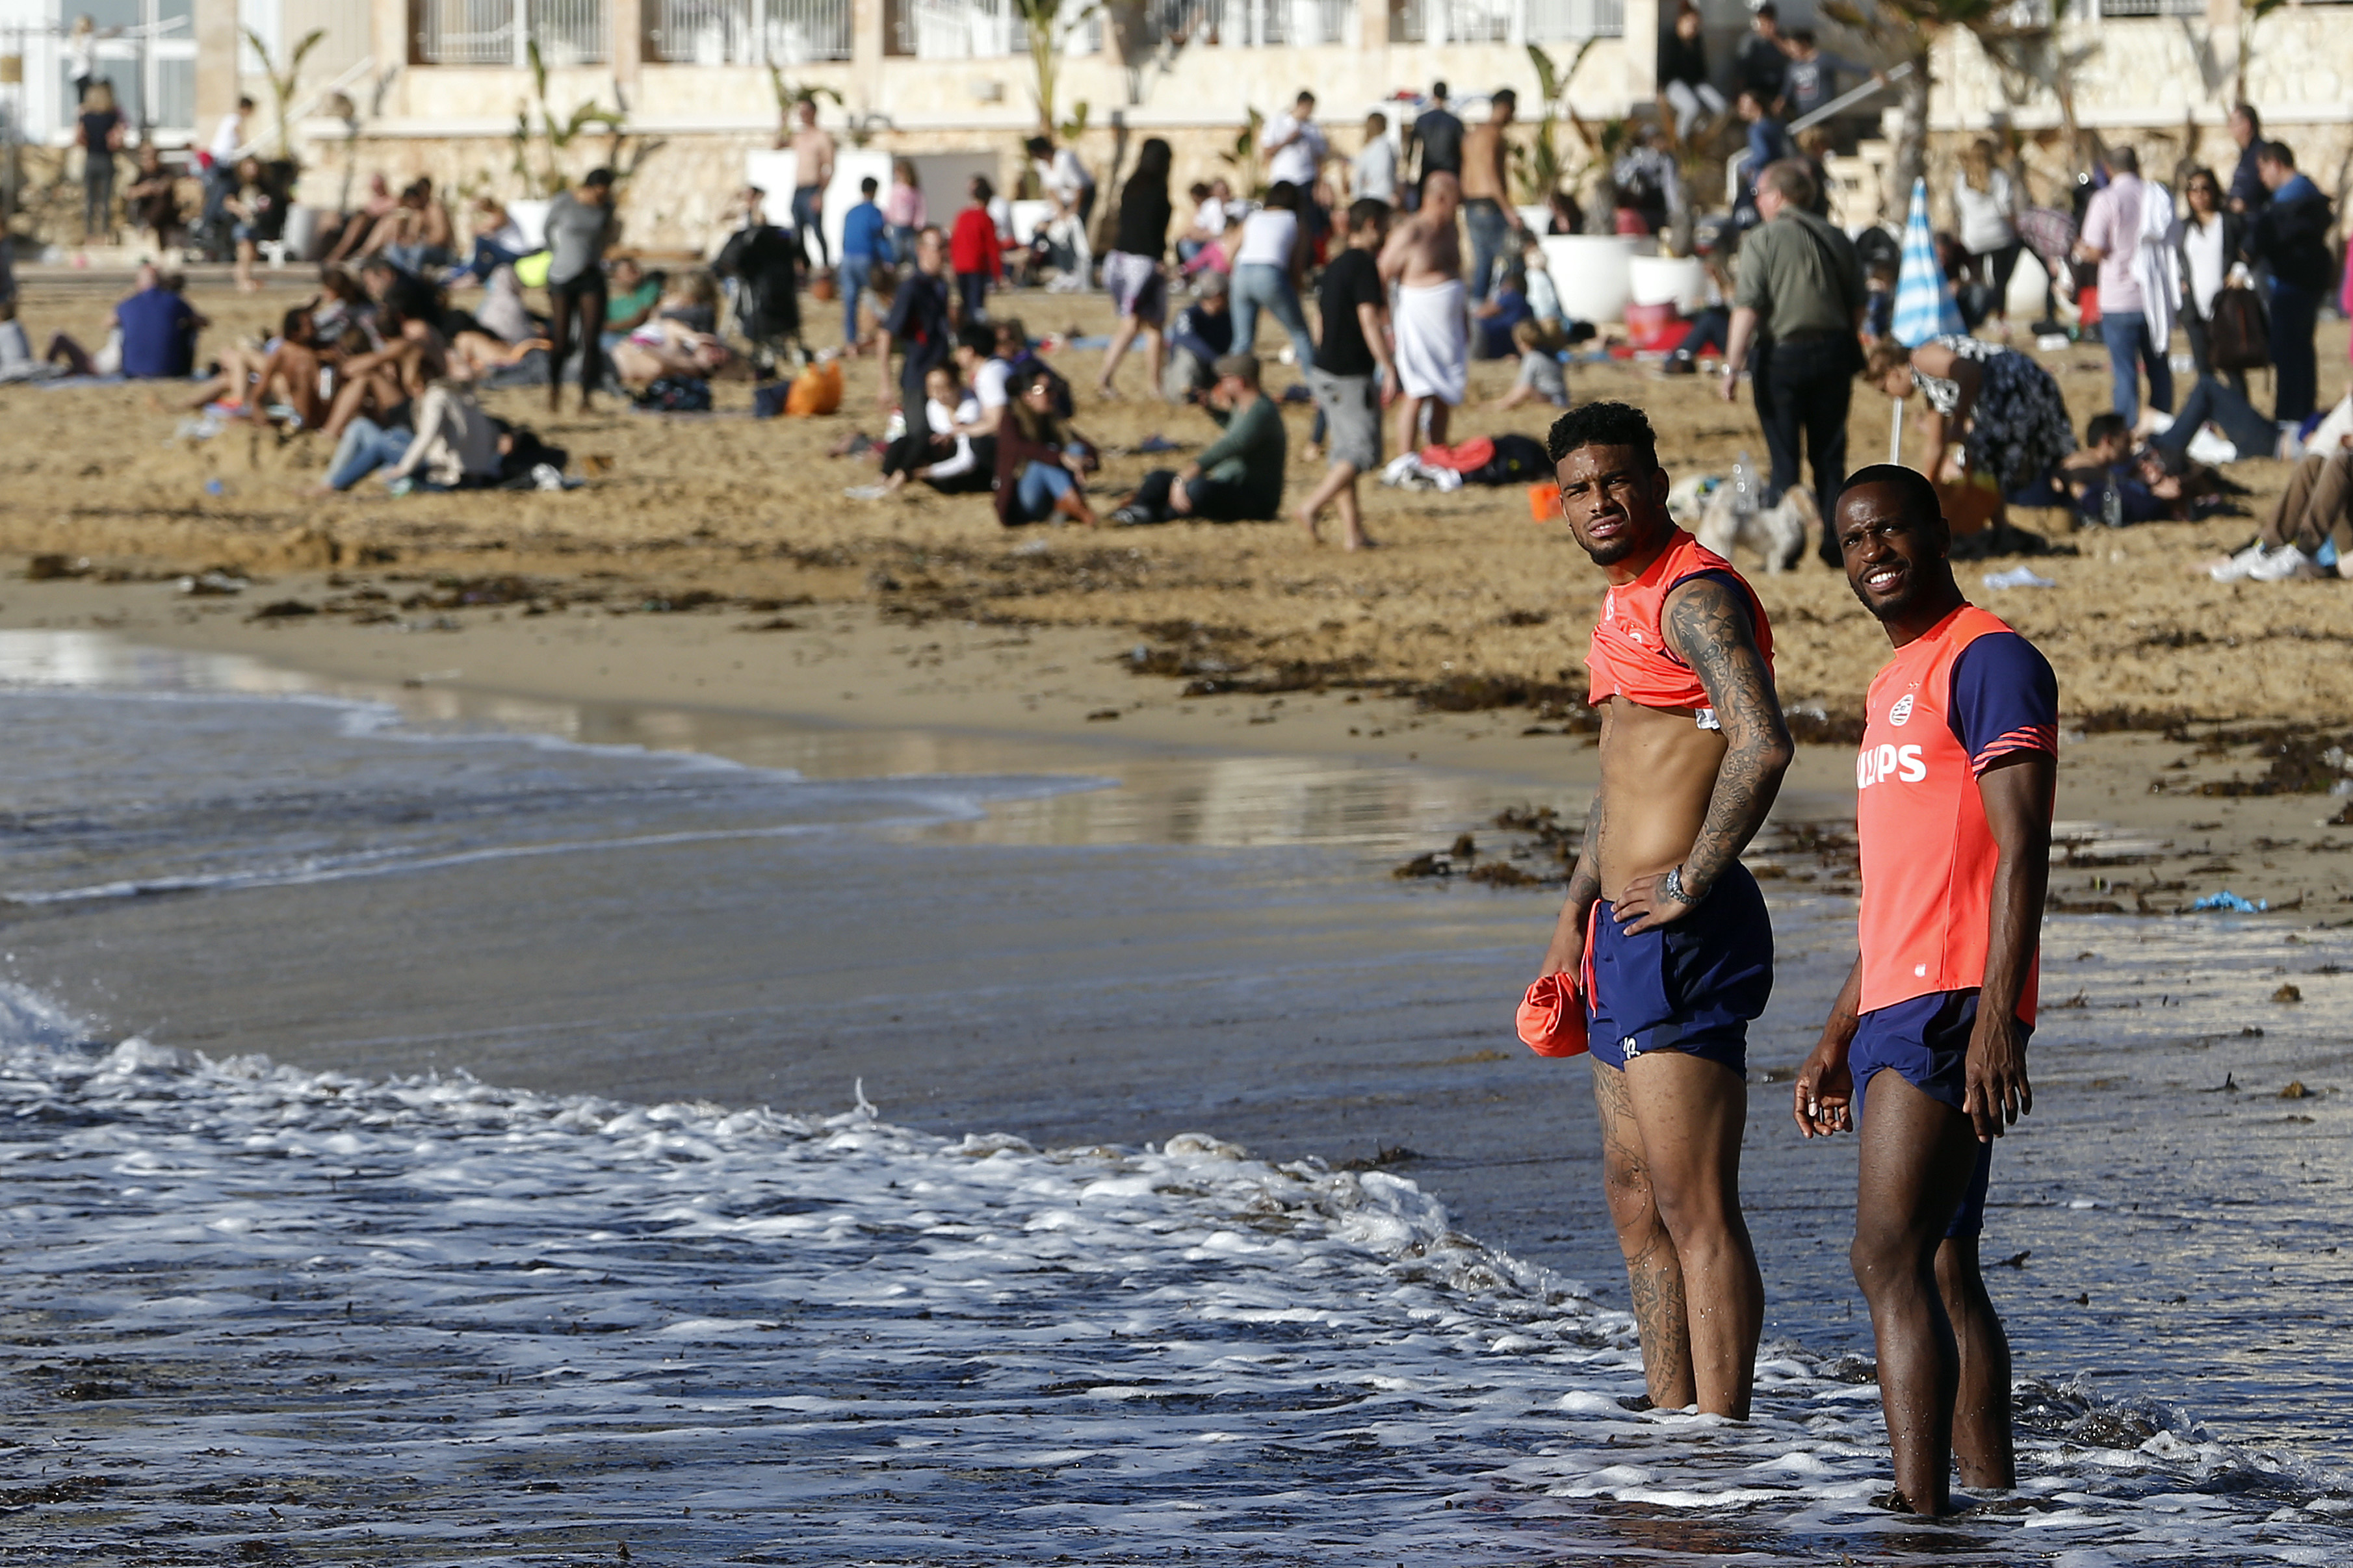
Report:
242,25,326,164
1819,0,2076,205
1009,0,1104,135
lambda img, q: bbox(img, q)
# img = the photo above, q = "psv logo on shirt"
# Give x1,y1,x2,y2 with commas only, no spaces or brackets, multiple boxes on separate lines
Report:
1858,741,1928,788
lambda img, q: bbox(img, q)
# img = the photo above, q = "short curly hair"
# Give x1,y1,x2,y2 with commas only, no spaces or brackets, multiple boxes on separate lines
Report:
1545,400,1659,469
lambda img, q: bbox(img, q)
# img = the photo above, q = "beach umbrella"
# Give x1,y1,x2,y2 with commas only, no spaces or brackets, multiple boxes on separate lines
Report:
1892,175,1964,348
1888,176,1963,461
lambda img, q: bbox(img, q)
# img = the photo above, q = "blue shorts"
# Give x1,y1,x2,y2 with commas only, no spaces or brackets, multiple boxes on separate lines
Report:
1851,988,2033,1239
1585,862,1773,1075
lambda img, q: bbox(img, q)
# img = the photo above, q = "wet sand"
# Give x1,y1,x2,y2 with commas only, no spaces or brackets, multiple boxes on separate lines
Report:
4,268,2353,912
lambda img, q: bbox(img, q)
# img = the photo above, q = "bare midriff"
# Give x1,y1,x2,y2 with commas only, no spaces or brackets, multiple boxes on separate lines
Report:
1596,695,1726,900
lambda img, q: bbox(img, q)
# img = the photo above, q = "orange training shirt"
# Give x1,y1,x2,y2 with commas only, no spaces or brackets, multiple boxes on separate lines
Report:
1855,603,2058,1018
1586,528,1774,721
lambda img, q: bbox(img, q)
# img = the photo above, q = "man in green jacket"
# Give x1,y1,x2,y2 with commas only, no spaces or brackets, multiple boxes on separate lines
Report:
1111,352,1288,523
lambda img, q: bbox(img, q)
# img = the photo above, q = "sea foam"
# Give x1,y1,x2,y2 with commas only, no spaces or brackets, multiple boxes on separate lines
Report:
3,994,2343,1565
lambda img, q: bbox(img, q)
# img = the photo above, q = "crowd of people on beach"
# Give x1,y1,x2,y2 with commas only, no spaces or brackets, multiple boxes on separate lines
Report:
10,27,2348,574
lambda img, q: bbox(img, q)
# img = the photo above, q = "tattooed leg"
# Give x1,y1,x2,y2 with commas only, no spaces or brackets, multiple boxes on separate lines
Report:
1622,1050,1763,1419
1592,1058,1696,1409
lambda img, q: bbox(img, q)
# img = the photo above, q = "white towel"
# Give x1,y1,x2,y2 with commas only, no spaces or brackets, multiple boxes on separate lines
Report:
2131,179,2181,352
1393,279,1468,404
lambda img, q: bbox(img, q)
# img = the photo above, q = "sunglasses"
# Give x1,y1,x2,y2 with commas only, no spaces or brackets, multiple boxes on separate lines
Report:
1022,383,1054,398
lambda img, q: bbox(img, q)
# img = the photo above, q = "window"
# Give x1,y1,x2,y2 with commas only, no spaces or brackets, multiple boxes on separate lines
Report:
646,0,853,64
413,0,610,67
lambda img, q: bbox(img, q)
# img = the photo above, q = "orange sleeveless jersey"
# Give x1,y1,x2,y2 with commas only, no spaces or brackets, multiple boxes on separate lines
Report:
1855,604,2055,1018
1586,529,1774,717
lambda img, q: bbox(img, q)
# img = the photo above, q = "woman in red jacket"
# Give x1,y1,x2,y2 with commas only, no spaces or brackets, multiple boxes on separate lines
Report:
950,176,1004,324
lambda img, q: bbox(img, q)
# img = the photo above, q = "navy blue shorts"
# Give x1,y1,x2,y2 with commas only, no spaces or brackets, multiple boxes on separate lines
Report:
1585,862,1773,1075
1851,988,2033,1240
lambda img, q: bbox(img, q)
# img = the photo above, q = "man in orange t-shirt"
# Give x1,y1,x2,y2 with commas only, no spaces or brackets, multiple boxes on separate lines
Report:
1795,465,2057,1515
1535,402,1793,1420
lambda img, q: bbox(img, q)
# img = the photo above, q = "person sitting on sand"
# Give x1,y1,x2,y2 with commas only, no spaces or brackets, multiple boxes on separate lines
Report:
326,173,397,266
116,264,203,379
324,370,500,493
125,146,181,254
181,306,339,426
454,195,532,285
881,365,992,496
1109,353,1287,526
320,305,447,439
1490,320,1570,411
948,322,1012,439
1163,270,1233,404
2212,437,2353,582
993,365,1100,528
0,298,67,383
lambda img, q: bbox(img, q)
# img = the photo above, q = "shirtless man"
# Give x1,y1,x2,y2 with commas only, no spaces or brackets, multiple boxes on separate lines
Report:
1379,170,1468,455
1795,467,2053,1513
183,307,335,426
1458,88,1526,305
779,99,836,271
320,309,447,439
1537,400,1793,1419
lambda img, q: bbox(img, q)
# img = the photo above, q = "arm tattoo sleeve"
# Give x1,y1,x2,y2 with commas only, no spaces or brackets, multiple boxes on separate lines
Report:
1664,576,1795,900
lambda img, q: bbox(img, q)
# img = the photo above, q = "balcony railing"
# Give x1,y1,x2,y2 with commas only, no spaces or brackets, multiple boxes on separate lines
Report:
1390,0,1620,44
414,0,608,66
646,0,852,63
883,0,1100,58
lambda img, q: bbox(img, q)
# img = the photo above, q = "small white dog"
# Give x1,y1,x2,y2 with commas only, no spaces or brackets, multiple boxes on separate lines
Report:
1672,473,1819,574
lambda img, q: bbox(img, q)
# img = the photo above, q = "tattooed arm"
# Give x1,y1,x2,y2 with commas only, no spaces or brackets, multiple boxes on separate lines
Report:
1614,575,1793,934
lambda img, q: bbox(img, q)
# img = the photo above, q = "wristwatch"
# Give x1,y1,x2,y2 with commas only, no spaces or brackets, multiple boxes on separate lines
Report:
1661,865,1699,906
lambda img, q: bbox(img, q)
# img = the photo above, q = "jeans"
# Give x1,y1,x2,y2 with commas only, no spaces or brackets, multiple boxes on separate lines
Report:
840,255,878,345
1752,335,1852,563
1015,459,1074,521
2152,376,2278,463
1665,80,1727,142
791,185,828,268
1671,306,1730,357
1228,263,1316,374
955,270,991,323
1464,198,1514,303
887,224,919,266
2098,309,2172,428
84,159,114,235
327,417,412,491
463,236,526,281
2267,279,2320,425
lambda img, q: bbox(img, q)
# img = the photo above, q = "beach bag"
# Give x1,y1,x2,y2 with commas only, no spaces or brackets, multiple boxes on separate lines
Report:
1466,433,1552,487
785,359,842,417
2208,284,2270,372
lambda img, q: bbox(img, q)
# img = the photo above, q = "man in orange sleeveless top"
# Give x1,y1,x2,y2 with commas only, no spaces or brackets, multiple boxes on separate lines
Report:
1795,465,2056,1514
1535,402,1794,1419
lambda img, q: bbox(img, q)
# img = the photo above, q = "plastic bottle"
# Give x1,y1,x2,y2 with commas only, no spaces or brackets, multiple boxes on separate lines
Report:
1731,450,1756,516
2100,481,2122,530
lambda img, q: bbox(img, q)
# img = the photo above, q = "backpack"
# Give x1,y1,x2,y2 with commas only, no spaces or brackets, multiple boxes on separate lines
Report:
1466,433,1552,487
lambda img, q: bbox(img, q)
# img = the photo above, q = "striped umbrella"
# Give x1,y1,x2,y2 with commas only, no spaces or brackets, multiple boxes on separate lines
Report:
1891,176,1964,348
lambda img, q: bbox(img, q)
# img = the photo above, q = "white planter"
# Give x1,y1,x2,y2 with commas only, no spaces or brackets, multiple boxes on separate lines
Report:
1628,255,1708,313
1542,235,1639,324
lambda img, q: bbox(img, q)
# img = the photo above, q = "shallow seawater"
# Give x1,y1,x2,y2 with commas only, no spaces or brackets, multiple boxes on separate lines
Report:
0,634,2348,1563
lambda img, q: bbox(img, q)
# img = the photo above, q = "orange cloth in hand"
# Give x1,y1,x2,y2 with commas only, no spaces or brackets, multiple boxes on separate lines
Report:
1517,973,1589,1058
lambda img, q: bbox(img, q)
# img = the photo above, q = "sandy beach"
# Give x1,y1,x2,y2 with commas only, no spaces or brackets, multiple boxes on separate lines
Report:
5,268,2353,920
